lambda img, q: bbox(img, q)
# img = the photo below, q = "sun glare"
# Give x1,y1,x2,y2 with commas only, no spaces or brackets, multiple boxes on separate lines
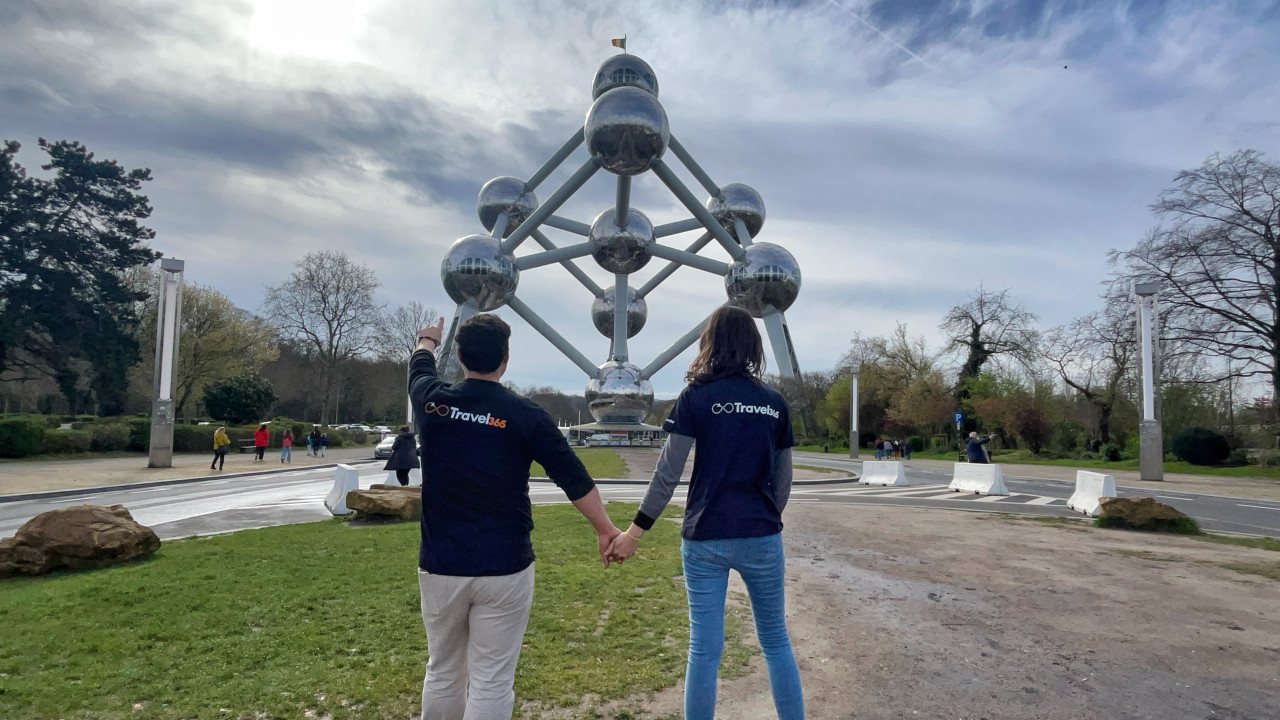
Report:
244,0,372,63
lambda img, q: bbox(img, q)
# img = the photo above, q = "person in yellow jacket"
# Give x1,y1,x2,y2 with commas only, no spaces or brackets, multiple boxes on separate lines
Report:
211,427,230,471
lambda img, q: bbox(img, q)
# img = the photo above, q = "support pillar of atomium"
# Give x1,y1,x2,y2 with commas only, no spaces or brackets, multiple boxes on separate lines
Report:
148,258,184,468
1135,282,1163,482
435,53,805,424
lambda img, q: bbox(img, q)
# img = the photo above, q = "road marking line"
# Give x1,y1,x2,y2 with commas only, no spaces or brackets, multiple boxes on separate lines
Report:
1156,496,1189,501
916,492,967,500
974,495,1014,502
1238,504,1280,512
1024,497,1060,505
129,487,173,493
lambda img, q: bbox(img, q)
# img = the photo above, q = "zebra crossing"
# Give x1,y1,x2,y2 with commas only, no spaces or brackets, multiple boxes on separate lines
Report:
790,482,1067,506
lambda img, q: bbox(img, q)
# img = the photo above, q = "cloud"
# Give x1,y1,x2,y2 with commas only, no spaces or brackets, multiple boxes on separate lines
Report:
2,0,1278,395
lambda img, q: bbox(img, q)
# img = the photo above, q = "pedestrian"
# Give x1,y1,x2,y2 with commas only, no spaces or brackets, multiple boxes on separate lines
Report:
253,423,269,461
383,424,418,485
319,433,328,457
609,305,804,720
309,425,322,456
902,438,912,460
305,433,313,456
211,426,230,470
965,431,993,464
281,429,293,463
874,438,883,460
410,314,622,719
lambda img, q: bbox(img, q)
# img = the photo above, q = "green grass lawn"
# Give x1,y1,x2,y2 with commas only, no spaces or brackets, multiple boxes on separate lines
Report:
531,447,628,479
0,503,751,720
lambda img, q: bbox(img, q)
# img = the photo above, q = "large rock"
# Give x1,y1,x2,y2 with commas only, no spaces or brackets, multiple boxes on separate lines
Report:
0,504,160,578
346,485,421,521
1098,496,1189,526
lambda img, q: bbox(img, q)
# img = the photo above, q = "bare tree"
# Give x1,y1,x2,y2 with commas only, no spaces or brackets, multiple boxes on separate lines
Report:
1041,301,1135,443
940,285,1039,395
261,251,383,424
376,301,440,364
1109,149,1280,400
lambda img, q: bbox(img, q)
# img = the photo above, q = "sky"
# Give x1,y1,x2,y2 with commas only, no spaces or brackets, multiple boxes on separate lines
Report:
3,0,1279,396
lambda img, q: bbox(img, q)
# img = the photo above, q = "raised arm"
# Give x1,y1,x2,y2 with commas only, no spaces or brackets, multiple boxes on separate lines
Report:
409,317,448,411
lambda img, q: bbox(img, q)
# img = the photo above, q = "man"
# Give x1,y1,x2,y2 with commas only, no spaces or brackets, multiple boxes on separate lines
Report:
308,425,322,456
965,431,994,464
410,313,622,719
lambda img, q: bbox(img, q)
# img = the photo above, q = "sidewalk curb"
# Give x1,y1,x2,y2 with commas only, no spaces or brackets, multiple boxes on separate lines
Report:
0,460,382,504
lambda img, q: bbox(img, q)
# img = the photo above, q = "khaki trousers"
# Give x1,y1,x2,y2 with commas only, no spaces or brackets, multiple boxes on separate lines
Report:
418,564,535,720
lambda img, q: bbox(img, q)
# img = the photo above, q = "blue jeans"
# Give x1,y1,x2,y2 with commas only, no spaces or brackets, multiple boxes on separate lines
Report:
281,446,291,462
681,533,803,720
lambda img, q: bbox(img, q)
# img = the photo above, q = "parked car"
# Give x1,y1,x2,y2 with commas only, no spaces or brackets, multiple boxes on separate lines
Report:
374,434,420,459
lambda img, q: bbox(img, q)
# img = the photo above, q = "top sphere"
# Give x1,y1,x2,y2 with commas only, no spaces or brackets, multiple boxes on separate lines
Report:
706,183,765,242
477,177,538,238
724,242,801,318
592,55,659,99
585,86,670,176
440,234,519,312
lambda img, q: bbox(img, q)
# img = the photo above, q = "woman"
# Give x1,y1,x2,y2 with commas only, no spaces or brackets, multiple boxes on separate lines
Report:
319,433,328,457
211,426,230,471
609,306,803,719
281,429,293,464
383,424,418,485
253,423,269,462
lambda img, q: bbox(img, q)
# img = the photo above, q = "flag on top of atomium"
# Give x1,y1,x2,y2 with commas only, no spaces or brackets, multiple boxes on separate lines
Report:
436,53,802,426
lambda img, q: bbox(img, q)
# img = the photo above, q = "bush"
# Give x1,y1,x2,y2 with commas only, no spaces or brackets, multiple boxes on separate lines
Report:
1013,407,1052,454
125,418,150,451
42,415,63,429
89,423,131,452
1094,514,1201,534
42,430,92,454
1171,427,1231,466
1224,449,1250,467
1099,443,1122,462
173,425,217,452
907,436,924,452
204,375,276,425
0,417,47,458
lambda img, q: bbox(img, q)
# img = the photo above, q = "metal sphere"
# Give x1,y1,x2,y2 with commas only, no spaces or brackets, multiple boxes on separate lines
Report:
591,285,648,339
584,86,669,176
706,183,765,241
588,208,654,273
592,55,659,99
585,361,654,424
477,177,538,238
440,234,519,312
724,242,801,318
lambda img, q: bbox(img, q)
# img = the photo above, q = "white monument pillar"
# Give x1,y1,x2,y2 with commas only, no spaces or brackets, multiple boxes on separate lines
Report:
1134,282,1163,481
148,258,184,468
848,369,860,458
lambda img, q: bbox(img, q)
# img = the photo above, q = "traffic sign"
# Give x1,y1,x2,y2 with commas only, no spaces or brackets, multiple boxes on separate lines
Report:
954,412,962,424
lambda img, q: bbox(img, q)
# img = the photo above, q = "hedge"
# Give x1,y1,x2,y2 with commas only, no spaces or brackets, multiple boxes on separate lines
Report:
0,417,47,458
42,430,92,454
90,423,132,452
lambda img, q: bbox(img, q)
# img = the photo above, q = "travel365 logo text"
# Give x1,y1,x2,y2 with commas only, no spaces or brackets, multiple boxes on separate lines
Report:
424,402,508,429
710,402,780,418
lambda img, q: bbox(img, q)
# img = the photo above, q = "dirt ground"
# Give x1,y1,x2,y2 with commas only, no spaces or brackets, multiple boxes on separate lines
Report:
622,504,1280,720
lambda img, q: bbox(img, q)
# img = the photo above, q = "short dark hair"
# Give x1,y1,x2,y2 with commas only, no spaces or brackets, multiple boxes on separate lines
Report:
457,314,510,374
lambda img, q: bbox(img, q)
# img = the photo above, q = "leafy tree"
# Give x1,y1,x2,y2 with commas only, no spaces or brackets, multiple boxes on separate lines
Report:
816,375,852,443
1110,150,1280,400
1041,301,1135,443
261,251,383,425
940,286,1039,399
131,273,278,417
1013,406,1052,454
203,374,277,425
0,139,160,414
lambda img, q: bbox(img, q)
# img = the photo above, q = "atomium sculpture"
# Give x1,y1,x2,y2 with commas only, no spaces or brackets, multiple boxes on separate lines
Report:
437,53,802,426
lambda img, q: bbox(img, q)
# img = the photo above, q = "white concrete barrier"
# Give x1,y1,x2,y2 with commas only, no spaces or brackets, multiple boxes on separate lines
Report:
948,463,1009,495
860,461,908,487
384,468,422,487
1067,470,1116,517
325,464,360,515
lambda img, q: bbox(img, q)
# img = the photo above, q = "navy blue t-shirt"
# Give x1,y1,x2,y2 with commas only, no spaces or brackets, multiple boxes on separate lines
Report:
409,350,595,576
663,376,794,541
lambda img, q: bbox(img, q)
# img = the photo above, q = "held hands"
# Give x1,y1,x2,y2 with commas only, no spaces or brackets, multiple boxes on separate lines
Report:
605,525,641,565
597,526,622,569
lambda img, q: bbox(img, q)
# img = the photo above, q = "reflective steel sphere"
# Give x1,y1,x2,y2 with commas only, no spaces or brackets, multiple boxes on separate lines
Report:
724,242,801,318
477,177,538,238
585,361,654,424
589,208,654,273
591,285,648,338
585,87,669,176
440,234,519,311
592,55,659,99
706,183,765,241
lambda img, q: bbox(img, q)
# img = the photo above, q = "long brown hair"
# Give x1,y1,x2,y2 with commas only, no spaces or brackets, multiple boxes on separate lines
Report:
685,306,766,385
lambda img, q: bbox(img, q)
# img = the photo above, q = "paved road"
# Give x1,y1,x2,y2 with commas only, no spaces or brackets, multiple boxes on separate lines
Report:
1,458,1276,539
795,455,1280,536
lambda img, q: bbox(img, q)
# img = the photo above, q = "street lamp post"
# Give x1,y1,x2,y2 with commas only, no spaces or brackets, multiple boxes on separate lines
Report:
848,369,859,459
148,258,185,468
1135,281,1163,481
